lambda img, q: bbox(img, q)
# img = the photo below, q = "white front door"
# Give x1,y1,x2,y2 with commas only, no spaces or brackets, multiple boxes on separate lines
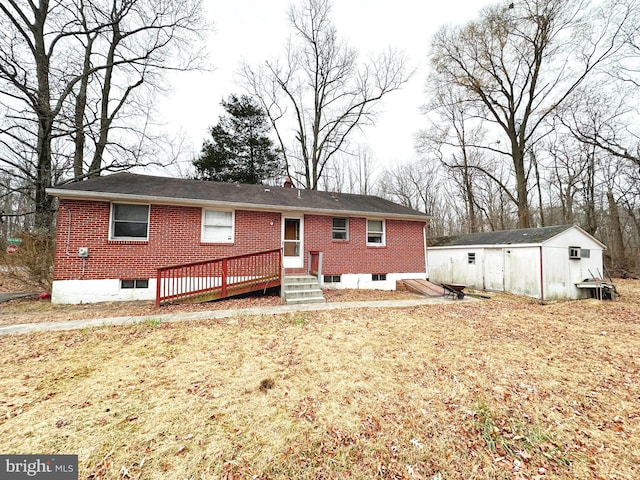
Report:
283,216,303,269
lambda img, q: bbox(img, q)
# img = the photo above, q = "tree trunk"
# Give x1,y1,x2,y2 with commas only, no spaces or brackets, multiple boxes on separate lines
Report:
512,141,531,228
607,190,627,273
33,2,54,232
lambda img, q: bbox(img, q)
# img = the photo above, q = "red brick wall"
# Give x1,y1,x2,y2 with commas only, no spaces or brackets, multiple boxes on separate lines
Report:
53,200,281,280
53,200,426,280
302,215,426,274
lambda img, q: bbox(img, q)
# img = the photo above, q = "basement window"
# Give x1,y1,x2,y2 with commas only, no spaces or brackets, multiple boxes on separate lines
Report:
372,274,387,281
121,279,149,289
569,246,581,260
468,252,476,265
323,275,341,283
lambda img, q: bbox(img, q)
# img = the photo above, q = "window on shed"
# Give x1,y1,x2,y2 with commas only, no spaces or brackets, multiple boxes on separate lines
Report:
111,203,149,239
202,209,234,243
580,248,591,258
366,219,385,245
569,246,580,259
468,252,476,264
332,217,348,240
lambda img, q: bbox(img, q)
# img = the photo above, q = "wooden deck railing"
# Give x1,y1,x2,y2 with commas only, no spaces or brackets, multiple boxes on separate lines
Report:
155,248,282,307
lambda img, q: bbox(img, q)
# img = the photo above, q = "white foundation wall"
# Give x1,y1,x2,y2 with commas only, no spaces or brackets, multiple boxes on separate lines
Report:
322,272,426,290
51,279,157,304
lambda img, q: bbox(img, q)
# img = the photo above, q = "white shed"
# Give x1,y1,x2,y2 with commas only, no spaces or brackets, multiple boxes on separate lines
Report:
427,225,608,300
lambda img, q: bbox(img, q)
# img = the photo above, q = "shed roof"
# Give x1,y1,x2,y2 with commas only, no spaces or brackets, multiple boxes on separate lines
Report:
430,225,592,247
47,173,428,221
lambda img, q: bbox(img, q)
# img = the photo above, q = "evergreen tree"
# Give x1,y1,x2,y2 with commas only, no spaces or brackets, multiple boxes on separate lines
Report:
193,95,283,184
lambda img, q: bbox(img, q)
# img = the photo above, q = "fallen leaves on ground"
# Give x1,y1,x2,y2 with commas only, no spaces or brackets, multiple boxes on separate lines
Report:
0,280,638,479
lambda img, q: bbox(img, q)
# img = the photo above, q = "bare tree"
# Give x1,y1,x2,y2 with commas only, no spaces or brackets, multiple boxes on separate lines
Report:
611,0,640,88
322,144,377,194
562,86,640,181
543,133,592,226
0,0,207,231
428,0,632,228
419,86,494,233
241,0,411,190
378,158,444,233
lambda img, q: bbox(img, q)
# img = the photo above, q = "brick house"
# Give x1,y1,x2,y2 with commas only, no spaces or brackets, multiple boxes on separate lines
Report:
47,173,429,304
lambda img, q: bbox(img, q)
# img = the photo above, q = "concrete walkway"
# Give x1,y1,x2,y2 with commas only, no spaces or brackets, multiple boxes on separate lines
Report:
0,297,462,336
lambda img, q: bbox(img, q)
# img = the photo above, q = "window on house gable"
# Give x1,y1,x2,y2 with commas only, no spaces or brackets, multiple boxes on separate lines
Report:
111,203,149,240
569,246,580,259
202,209,234,243
366,219,385,245
332,217,348,240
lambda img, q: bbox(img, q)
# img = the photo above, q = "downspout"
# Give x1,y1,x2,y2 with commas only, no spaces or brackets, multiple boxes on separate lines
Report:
539,246,544,303
423,223,429,280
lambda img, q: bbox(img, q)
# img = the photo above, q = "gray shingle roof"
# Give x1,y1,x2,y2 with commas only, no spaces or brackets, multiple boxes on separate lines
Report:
430,225,577,247
47,173,428,220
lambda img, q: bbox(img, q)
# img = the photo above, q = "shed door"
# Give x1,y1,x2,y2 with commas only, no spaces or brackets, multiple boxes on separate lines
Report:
483,248,504,291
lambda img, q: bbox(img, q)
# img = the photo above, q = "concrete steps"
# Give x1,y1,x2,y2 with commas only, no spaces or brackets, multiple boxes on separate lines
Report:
282,275,326,305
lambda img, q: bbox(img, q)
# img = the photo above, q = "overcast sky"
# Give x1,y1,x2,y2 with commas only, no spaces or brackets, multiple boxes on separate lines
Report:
159,0,498,173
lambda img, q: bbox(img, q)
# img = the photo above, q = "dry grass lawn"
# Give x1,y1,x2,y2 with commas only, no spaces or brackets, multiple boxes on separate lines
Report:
0,281,639,479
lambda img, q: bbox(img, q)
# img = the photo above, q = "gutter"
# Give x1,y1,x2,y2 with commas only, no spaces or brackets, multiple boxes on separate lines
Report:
46,188,431,223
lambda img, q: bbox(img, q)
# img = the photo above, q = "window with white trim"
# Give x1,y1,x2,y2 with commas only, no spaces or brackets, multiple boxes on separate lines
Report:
468,252,476,264
569,246,580,259
202,209,234,243
332,217,348,240
111,203,149,240
366,219,385,245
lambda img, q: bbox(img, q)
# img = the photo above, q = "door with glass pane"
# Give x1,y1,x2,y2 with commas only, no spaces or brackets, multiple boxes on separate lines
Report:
283,217,303,268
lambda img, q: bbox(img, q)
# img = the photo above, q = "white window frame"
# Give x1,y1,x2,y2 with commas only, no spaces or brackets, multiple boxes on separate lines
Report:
201,209,234,243
332,217,349,240
110,203,150,240
366,219,386,246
